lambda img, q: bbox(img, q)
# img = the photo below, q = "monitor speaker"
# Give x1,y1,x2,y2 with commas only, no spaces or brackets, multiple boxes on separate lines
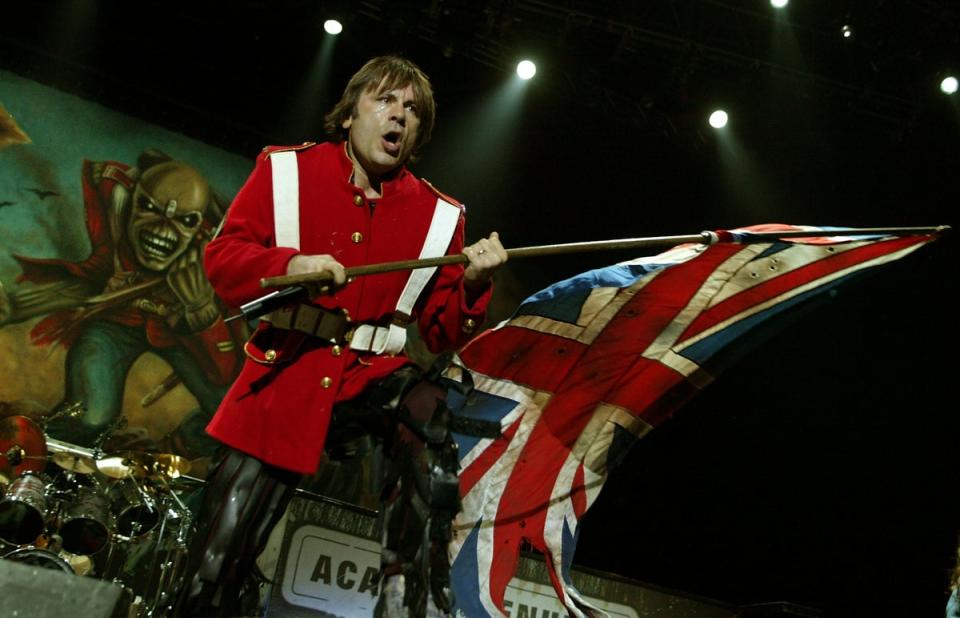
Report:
0,555,127,618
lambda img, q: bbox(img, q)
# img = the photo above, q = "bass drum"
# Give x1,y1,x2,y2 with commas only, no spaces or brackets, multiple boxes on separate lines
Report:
1,546,74,574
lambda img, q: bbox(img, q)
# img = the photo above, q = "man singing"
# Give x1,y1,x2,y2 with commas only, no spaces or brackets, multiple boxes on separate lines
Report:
177,56,506,617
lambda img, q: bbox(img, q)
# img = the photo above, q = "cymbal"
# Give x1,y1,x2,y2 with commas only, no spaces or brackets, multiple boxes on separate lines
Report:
96,451,150,480
150,453,191,479
51,452,98,475
95,450,193,481
0,415,48,478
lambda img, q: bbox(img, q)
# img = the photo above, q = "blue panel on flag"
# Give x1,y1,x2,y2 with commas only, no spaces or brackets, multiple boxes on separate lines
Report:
451,522,485,617
560,516,578,585
516,263,657,323
516,286,592,323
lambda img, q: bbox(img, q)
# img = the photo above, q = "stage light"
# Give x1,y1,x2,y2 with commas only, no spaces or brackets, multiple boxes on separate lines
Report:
516,60,537,80
941,76,959,95
770,0,789,8
709,110,728,129
841,25,854,39
324,19,343,35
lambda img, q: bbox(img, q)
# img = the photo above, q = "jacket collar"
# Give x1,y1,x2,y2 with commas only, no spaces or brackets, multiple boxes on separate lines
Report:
337,141,411,197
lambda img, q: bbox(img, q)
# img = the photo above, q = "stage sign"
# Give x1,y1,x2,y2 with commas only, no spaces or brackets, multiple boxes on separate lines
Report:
280,525,381,615
277,523,637,618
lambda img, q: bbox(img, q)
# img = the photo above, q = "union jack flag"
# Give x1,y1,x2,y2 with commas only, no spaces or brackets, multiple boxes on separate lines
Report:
443,224,939,617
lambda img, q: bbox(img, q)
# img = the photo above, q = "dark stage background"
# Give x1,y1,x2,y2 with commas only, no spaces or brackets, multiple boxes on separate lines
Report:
2,2,957,616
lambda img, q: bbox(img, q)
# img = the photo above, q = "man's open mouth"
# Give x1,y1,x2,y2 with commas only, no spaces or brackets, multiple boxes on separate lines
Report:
382,131,402,155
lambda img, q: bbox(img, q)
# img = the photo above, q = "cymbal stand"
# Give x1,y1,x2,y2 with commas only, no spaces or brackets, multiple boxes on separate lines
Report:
143,473,193,615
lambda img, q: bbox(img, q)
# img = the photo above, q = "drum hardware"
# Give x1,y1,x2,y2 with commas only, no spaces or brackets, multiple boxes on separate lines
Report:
0,453,47,487
141,504,186,613
37,401,89,436
91,413,132,454
40,531,66,559
46,435,104,477
0,415,48,478
109,475,160,540
97,452,195,615
46,435,101,459
93,490,193,617
43,401,87,425
152,471,191,517
0,421,199,616
1,545,75,574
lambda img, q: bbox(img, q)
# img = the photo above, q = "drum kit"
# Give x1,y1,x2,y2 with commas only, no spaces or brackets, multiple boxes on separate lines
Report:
0,412,198,617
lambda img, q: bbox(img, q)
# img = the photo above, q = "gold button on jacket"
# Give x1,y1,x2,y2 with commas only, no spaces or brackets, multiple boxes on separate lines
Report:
321,376,333,388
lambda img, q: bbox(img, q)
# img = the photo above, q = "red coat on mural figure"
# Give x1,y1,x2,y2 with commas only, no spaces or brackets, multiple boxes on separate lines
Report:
14,159,243,387
204,141,492,474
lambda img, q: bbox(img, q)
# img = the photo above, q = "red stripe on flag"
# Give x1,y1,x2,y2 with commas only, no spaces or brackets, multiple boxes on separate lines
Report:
489,415,570,605
604,358,698,427
459,326,587,393
459,416,521,498
680,235,929,341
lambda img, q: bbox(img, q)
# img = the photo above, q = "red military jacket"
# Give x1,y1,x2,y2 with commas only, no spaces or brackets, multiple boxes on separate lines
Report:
205,141,492,473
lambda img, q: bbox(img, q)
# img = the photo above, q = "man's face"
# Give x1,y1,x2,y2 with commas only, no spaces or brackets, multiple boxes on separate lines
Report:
343,82,421,177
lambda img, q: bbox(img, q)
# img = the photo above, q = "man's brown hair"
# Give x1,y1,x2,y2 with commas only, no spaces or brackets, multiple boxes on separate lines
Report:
324,56,436,158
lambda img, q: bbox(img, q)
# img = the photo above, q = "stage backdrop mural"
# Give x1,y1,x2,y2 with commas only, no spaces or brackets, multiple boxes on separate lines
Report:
0,68,252,470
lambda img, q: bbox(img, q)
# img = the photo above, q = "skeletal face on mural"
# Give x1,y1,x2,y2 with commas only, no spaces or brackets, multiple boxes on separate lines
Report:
127,162,210,271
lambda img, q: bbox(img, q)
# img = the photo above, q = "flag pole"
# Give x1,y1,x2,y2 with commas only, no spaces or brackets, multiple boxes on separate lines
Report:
226,225,948,323
259,225,948,288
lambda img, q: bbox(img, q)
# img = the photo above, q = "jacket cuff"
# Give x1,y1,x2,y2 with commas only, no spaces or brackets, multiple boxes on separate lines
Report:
459,280,493,335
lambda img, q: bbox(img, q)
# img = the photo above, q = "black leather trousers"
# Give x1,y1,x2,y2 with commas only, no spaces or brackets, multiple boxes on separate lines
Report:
175,447,300,617
175,365,460,618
